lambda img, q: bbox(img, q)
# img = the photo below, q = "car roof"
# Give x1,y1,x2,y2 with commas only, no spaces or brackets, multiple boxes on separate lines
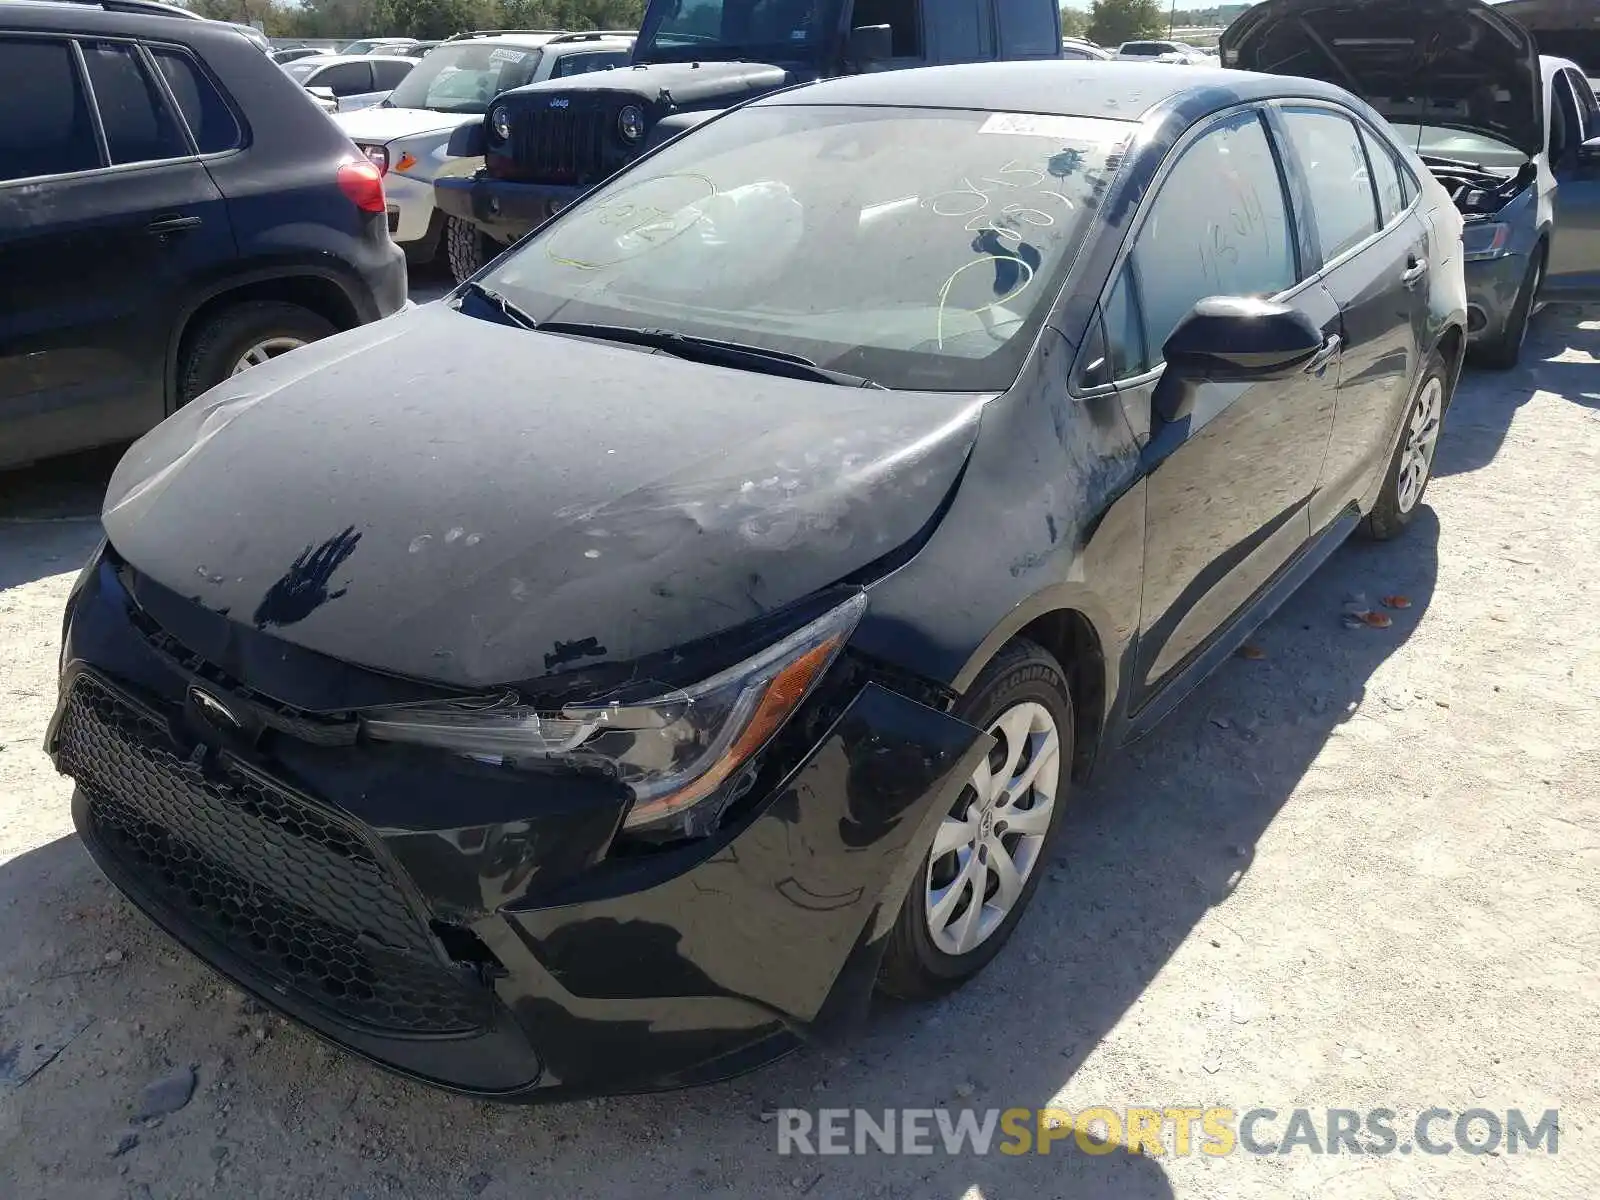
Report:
754,60,1356,122
0,0,257,42
295,52,416,66
545,36,633,51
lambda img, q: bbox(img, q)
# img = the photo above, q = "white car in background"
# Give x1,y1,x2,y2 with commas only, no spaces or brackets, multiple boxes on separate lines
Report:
334,30,635,274
1060,36,1112,60
282,53,417,113
1115,39,1210,63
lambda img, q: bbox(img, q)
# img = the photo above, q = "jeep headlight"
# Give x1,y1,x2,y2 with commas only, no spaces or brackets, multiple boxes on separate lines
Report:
617,105,645,142
491,105,512,142
361,594,866,835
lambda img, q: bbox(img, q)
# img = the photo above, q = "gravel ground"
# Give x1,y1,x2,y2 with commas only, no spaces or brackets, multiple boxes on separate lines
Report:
1,304,1597,1200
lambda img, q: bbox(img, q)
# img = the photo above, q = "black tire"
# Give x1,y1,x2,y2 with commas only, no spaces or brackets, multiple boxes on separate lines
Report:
445,216,496,283
877,639,1074,1001
1471,247,1543,371
1361,350,1450,541
177,301,336,407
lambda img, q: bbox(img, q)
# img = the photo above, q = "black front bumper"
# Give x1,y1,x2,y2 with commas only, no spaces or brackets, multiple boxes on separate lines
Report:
433,172,584,245
49,554,987,1100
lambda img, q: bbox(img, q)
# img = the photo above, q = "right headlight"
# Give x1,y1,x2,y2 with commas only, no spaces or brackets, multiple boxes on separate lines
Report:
361,593,867,835
1461,221,1512,261
491,104,512,142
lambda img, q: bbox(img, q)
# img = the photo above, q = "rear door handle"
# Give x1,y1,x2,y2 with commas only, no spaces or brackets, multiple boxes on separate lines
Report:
1401,257,1428,288
1304,334,1342,375
147,214,203,234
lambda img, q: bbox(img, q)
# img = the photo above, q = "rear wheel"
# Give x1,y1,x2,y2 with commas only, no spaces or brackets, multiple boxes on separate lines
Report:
177,301,335,406
1473,248,1543,370
877,639,1073,1000
445,216,497,283
1362,350,1449,540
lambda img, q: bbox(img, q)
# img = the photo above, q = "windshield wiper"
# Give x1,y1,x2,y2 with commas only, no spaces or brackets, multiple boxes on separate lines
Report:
533,320,886,388
458,281,538,330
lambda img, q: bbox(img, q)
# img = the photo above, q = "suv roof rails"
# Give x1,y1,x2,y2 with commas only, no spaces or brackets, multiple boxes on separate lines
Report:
546,30,636,44
441,29,567,42
59,0,205,19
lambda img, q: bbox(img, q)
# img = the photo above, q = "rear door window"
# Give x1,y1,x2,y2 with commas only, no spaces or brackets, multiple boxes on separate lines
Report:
1279,107,1380,263
82,41,190,165
0,37,102,182
372,59,414,89
1359,125,1406,225
148,46,240,154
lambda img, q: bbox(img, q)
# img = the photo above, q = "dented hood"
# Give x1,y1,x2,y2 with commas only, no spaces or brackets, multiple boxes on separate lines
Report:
1221,0,1543,157
101,304,984,689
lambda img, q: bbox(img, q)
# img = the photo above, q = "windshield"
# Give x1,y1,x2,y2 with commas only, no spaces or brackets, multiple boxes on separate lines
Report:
477,104,1134,391
1387,124,1528,170
636,0,842,62
342,40,382,55
385,43,546,113
1120,42,1173,55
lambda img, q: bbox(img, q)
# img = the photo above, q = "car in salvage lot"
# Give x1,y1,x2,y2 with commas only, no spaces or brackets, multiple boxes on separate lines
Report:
1223,0,1600,367
0,0,406,471
50,58,1467,1099
281,52,416,113
335,30,634,272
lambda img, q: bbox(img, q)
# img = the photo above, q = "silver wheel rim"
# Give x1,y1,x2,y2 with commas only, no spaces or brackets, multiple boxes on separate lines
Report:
1397,376,1443,514
925,700,1060,956
231,337,305,375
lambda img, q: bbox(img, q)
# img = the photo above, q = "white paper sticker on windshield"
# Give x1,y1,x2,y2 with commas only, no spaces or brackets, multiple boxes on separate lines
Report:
979,113,1131,143
489,48,528,63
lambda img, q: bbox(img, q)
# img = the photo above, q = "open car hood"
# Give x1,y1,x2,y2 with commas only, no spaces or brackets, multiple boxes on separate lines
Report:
1221,0,1543,157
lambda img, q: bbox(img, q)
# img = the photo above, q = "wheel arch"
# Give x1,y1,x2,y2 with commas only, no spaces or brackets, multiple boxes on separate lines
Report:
949,590,1123,785
165,270,365,415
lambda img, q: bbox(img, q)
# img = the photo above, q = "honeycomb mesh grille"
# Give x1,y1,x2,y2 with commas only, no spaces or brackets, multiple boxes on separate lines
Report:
58,673,491,1036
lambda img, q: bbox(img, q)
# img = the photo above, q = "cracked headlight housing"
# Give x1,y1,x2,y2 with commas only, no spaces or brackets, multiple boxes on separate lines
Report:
362,593,867,835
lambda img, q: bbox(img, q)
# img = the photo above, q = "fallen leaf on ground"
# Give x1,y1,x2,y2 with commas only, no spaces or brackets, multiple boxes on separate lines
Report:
1238,644,1267,660
1358,611,1393,628
1380,595,1412,609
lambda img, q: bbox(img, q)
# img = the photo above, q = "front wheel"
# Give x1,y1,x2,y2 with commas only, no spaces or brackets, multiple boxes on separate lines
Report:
1362,350,1449,540
177,302,336,407
877,639,1073,1000
444,216,498,283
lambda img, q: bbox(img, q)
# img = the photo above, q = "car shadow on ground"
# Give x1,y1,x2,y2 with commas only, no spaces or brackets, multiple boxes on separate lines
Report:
1435,303,1599,479
0,501,1439,1197
0,445,117,592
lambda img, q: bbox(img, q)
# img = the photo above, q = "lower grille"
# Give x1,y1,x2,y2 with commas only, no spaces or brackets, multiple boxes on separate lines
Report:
511,106,609,181
58,672,491,1036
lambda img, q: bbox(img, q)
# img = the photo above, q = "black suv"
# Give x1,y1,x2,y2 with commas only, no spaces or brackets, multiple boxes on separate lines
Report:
0,0,407,470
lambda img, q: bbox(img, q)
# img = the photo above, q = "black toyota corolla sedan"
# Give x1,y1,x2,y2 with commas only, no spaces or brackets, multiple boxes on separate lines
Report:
51,61,1466,1100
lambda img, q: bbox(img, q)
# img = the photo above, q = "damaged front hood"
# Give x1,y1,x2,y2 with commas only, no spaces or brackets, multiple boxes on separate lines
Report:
102,304,984,689
1221,0,1543,157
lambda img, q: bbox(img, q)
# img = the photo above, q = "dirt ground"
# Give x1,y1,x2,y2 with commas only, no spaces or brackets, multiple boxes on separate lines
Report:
2,305,1597,1200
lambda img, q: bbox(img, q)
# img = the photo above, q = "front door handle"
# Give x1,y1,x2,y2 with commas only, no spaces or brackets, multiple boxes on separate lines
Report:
147,214,203,235
1303,333,1342,375
1401,256,1428,288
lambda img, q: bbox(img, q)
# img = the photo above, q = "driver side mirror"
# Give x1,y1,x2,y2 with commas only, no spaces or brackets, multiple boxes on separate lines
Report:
1153,296,1325,423
849,24,895,64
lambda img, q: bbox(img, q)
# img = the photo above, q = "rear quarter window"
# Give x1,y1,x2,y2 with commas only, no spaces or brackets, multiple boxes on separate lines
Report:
148,46,241,154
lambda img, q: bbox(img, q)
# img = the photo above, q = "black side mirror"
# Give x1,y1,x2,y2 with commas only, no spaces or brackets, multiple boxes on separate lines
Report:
1153,296,1325,424
448,122,487,158
849,24,895,64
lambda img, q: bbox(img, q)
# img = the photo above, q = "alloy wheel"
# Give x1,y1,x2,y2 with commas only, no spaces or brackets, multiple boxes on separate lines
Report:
925,700,1060,956
231,337,306,375
1397,376,1444,514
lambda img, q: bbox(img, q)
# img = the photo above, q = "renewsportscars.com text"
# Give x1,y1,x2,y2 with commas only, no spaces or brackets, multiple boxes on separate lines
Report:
775,1106,1560,1158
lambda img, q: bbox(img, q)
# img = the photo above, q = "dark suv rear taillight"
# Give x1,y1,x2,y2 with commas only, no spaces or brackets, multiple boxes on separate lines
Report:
337,160,386,214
